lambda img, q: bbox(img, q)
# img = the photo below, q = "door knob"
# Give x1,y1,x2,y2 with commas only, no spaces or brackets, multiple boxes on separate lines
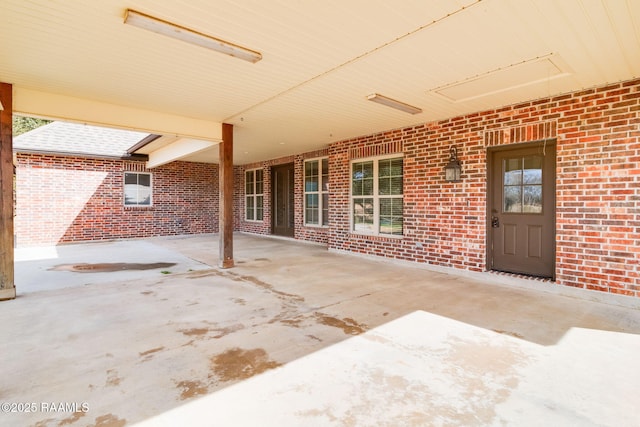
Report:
491,216,500,228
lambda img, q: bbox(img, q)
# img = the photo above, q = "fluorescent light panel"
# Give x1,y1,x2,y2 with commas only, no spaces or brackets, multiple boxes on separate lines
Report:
367,93,422,115
124,9,262,63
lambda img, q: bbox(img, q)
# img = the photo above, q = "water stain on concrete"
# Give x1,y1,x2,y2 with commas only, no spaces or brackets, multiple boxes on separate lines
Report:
315,313,367,335
441,337,528,424
186,269,223,279
212,324,245,338
179,324,244,340
232,272,305,303
105,369,122,387
88,414,127,427
175,380,208,401
492,329,524,339
58,411,86,425
210,348,282,382
140,346,164,357
180,327,209,336
281,317,303,328
49,262,176,273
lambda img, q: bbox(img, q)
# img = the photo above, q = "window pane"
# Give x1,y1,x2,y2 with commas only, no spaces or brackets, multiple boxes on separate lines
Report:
379,159,391,177
390,158,403,176
504,158,522,185
352,161,374,196
246,171,254,195
362,179,373,195
322,159,329,192
305,174,319,192
390,176,402,195
124,186,137,205
306,194,319,225
138,189,151,205
379,177,390,195
124,173,137,185
322,193,329,226
352,180,363,196
523,185,542,213
306,160,318,176
256,196,263,220
255,170,263,195
504,186,522,213
380,198,403,235
138,174,151,187
524,156,543,184
353,198,374,232
245,197,254,221
306,194,318,226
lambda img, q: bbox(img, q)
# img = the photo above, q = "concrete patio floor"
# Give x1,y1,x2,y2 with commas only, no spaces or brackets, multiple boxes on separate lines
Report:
2,233,640,427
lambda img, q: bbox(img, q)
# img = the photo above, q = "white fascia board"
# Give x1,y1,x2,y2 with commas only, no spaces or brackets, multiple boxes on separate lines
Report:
146,138,218,168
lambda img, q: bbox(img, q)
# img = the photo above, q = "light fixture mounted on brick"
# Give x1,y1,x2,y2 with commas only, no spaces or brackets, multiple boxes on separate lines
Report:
444,146,462,182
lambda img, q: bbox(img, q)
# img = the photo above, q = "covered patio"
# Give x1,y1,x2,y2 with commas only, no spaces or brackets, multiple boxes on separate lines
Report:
3,234,639,426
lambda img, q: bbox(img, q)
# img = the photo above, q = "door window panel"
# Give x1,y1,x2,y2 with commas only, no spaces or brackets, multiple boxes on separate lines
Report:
503,155,543,213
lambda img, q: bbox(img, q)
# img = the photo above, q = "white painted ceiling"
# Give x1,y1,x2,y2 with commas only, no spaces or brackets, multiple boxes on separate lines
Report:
1,0,639,165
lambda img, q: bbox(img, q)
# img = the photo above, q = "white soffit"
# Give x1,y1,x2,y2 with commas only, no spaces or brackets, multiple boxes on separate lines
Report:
431,54,572,103
147,138,218,169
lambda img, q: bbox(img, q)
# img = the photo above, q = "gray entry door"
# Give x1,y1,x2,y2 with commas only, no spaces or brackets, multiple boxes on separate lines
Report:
489,142,556,278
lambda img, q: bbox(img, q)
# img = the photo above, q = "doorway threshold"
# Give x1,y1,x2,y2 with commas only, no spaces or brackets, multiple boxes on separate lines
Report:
489,269,555,283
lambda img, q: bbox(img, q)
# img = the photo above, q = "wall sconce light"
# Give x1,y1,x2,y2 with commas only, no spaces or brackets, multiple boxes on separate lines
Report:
444,146,462,182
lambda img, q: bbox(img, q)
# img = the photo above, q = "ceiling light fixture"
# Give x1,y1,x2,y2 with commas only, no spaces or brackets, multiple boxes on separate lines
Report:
366,93,422,115
124,9,262,63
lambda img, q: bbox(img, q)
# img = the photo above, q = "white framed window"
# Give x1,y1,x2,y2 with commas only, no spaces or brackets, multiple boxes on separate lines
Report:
245,168,264,221
124,172,152,206
304,157,329,227
351,155,403,236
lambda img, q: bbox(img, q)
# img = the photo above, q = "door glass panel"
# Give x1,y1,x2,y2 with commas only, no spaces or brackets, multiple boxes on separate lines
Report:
523,156,542,184
504,186,522,213
503,155,543,214
523,185,542,213
504,158,522,185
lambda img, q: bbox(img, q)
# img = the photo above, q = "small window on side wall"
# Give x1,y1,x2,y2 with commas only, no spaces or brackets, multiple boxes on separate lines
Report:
124,172,152,206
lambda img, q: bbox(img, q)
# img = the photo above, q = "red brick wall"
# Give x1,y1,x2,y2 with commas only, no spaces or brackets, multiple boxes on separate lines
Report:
327,78,640,297
15,154,218,246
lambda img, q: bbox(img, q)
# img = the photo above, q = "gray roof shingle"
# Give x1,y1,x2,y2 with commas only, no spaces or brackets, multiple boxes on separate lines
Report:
13,121,149,158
